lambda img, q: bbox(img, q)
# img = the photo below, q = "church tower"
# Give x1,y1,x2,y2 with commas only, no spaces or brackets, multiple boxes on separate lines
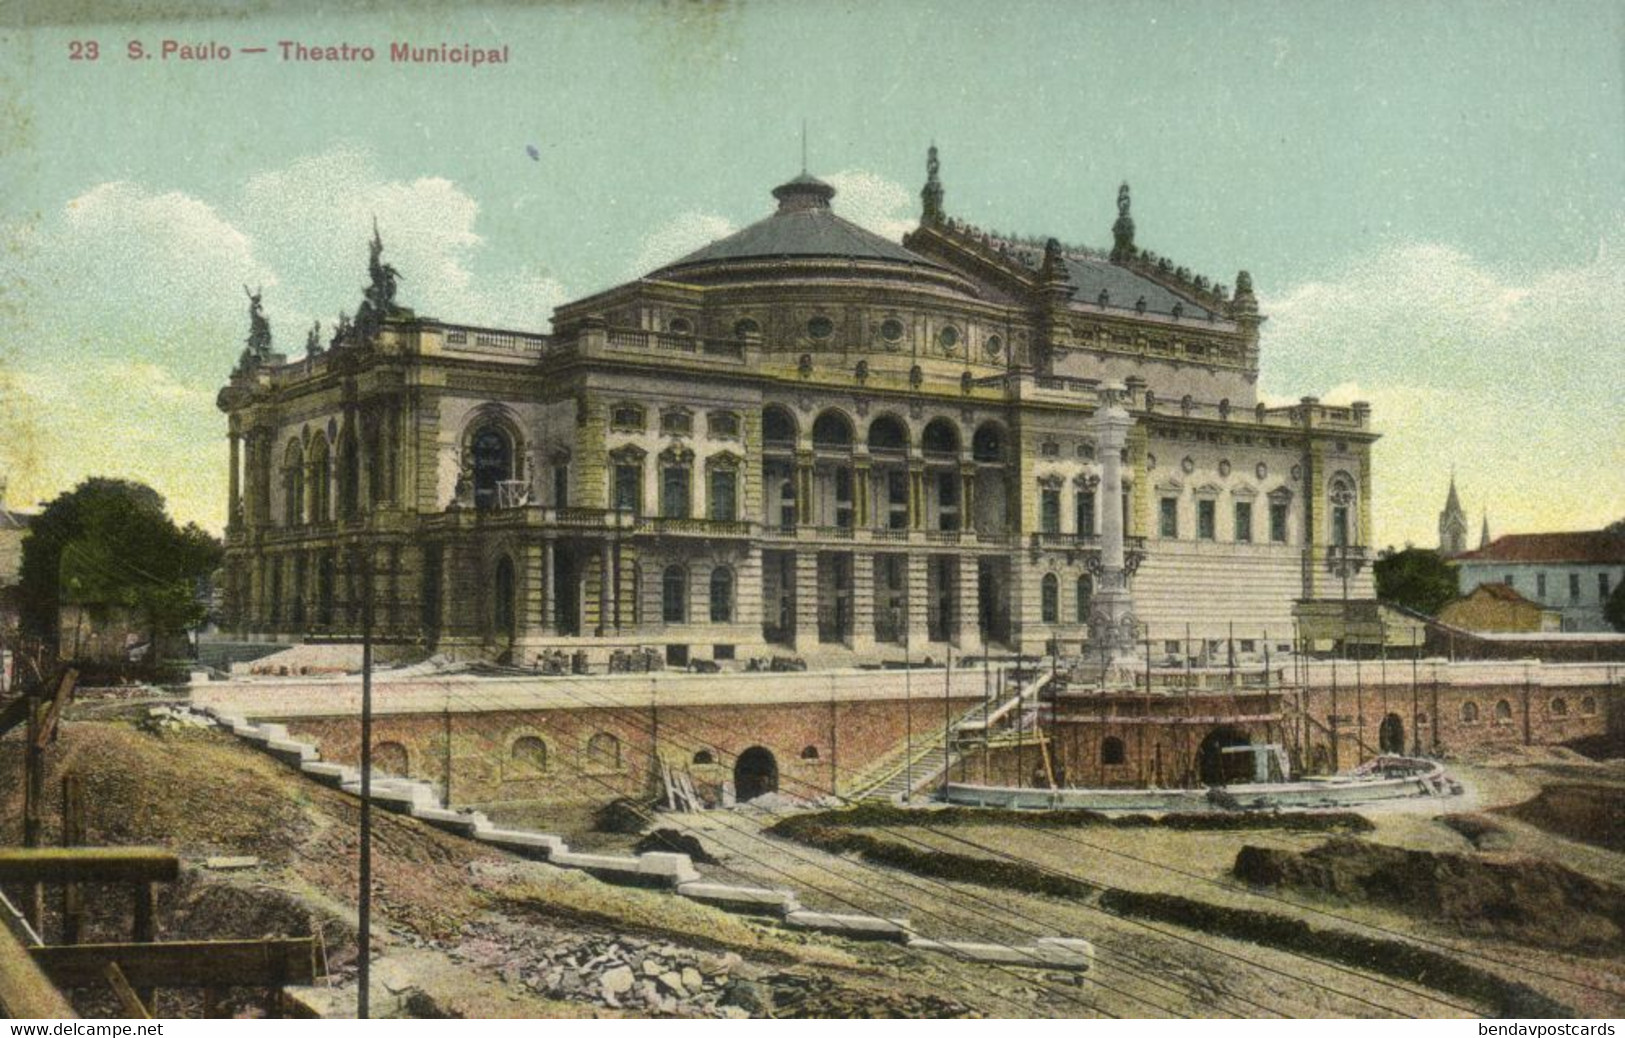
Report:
1438,474,1469,555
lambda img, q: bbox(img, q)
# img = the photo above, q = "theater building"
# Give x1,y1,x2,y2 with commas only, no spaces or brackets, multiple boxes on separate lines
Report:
216,149,1376,665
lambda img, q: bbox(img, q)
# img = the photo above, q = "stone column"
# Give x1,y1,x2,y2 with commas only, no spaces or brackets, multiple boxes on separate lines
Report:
1090,383,1137,670
960,465,975,533
794,550,819,650
541,538,556,634
909,463,925,530
855,462,871,528
906,552,931,648
956,554,981,652
795,451,814,527
227,431,242,529
850,550,876,654
596,540,614,636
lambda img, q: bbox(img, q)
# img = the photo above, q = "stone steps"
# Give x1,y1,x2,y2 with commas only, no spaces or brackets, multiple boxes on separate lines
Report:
191,704,1093,975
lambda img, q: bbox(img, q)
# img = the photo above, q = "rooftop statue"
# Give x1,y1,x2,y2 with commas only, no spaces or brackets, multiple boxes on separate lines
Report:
243,284,272,357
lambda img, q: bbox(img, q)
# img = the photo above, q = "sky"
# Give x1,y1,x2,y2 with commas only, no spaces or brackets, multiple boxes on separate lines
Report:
0,0,1621,548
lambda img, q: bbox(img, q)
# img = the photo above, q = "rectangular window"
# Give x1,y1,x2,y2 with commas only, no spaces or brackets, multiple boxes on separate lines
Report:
835,467,854,528
1234,501,1253,542
1041,489,1061,534
1504,573,1515,588
886,470,909,529
660,466,690,519
1239,639,1257,653
1075,491,1096,537
708,469,737,521
1269,501,1288,543
660,410,693,436
1569,573,1581,602
1331,505,1349,547
1537,572,1547,599
1164,639,1181,656
1159,497,1179,539
613,464,642,514
553,466,568,508
937,471,959,531
707,412,739,438
1602,572,1613,602
1197,499,1216,540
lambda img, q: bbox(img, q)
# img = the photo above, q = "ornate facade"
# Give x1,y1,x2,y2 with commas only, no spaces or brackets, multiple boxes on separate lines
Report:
217,149,1377,663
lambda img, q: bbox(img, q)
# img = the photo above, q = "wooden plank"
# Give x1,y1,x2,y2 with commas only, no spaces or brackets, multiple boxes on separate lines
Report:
32,939,317,989
34,670,78,750
60,774,85,946
0,911,75,1019
0,849,179,885
103,963,150,1020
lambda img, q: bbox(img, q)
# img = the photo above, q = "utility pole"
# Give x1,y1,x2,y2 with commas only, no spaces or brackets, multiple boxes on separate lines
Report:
357,553,374,1020
941,645,951,798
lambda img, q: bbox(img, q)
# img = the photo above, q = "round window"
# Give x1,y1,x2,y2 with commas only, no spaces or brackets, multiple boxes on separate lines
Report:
880,318,904,344
985,335,1002,358
938,325,960,351
668,317,693,336
807,316,834,340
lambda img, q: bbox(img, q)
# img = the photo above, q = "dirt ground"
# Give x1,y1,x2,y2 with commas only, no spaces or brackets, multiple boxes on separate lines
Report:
5,714,1622,1018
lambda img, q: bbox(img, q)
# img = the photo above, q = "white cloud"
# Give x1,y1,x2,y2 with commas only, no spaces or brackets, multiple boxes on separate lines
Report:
1258,235,1625,547
823,169,915,242
629,211,736,277
0,145,576,528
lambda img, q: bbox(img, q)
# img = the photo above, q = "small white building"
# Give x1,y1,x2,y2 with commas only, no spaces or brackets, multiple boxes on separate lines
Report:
1452,531,1625,633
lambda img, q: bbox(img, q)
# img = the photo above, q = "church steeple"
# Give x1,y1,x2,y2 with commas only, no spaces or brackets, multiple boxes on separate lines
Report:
1438,472,1469,555
1480,510,1491,550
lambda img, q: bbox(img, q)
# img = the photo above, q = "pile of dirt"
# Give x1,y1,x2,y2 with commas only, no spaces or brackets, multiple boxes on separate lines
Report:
1233,837,1625,953
1497,783,1625,853
632,828,718,864
1435,813,1513,850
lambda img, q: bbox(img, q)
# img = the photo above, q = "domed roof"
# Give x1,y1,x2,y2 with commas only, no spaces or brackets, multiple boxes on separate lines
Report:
650,173,943,274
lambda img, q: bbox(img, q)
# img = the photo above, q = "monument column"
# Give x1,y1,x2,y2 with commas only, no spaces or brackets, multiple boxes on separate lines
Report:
1090,383,1138,669
227,429,242,529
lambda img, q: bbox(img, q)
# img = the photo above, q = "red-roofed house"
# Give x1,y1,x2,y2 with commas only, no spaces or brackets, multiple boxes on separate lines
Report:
1451,530,1625,632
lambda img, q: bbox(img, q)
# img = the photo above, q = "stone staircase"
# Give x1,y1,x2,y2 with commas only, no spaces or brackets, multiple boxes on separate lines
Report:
851,672,1053,802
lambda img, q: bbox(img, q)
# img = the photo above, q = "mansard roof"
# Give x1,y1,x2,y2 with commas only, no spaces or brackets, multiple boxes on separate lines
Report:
1061,254,1215,320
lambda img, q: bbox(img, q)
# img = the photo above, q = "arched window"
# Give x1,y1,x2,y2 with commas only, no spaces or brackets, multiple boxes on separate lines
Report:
1327,472,1357,547
1101,737,1126,765
373,741,409,776
763,406,797,448
337,428,360,520
733,318,760,339
471,424,515,511
800,745,821,760
1550,697,1568,717
283,440,305,526
693,749,715,765
971,422,1005,462
307,433,331,523
1580,696,1598,716
1076,575,1093,624
1494,699,1513,723
510,735,548,776
812,410,853,451
494,555,516,640
1461,700,1480,723
709,566,734,623
867,415,909,453
922,418,959,457
662,564,687,623
587,732,621,771
1041,573,1059,624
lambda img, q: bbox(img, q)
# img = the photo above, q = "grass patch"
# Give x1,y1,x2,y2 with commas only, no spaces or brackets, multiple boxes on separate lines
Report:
484,869,856,968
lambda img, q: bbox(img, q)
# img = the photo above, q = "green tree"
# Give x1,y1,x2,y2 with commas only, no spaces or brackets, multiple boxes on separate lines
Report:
19,478,221,659
1605,579,1625,633
1373,546,1459,616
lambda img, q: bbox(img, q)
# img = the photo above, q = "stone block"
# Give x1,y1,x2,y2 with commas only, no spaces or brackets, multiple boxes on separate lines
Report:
784,909,911,942
675,881,800,916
